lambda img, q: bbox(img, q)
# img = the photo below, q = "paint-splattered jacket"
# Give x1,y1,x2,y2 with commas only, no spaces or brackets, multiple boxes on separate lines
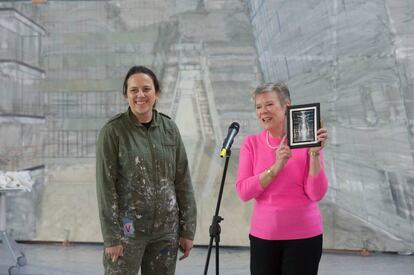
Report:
96,108,197,247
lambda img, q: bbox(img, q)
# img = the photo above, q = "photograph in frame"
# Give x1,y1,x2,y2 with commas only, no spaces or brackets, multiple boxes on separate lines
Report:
286,103,321,149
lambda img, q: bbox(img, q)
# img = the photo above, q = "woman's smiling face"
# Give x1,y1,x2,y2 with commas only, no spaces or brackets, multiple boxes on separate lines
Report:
255,91,287,131
125,73,160,123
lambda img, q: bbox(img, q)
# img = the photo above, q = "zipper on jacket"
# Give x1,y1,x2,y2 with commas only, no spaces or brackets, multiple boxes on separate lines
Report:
146,125,158,234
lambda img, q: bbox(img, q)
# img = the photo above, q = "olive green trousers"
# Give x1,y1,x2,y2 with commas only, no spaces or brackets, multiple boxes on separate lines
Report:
103,232,179,275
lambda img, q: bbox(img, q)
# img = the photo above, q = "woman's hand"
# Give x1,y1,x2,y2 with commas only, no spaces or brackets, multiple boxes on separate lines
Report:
274,136,291,170
105,244,124,262
309,125,328,153
178,238,193,261
308,123,328,176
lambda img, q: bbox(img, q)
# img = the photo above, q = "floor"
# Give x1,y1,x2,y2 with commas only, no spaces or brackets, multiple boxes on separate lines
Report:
0,242,413,275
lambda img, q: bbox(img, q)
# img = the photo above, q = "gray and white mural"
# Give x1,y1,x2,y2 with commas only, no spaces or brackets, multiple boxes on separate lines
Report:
0,0,413,252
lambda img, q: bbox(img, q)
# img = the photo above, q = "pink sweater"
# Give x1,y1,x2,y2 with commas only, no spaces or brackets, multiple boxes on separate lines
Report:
236,130,328,240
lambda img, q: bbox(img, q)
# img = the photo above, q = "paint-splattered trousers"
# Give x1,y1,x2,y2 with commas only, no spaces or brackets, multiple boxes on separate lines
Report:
103,232,179,275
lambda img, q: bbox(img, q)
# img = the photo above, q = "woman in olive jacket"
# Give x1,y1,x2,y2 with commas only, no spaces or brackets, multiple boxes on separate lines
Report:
96,66,197,275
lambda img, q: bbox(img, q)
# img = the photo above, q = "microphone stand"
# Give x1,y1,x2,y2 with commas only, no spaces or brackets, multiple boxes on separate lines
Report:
203,149,231,275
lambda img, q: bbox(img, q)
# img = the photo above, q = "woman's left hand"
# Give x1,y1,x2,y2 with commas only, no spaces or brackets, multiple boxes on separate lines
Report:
178,238,193,261
309,125,328,153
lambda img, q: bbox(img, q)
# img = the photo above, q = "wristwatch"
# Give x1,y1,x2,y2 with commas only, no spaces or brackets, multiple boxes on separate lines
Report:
266,168,274,177
309,151,320,157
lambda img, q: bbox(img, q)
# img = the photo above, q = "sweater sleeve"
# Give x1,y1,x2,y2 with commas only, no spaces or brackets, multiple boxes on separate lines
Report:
304,151,329,201
96,125,122,247
236,137,265,201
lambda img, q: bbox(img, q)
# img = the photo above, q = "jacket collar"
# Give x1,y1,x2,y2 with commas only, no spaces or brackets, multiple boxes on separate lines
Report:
126,107,159,127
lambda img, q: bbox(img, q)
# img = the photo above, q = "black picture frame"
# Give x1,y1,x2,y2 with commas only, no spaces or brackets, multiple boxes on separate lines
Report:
286,103,321,149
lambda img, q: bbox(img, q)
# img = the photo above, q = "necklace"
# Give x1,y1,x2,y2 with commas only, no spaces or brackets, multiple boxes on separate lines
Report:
266,131,279,149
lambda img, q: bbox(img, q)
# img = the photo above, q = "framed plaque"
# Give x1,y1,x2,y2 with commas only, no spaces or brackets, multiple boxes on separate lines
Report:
286,103,321,148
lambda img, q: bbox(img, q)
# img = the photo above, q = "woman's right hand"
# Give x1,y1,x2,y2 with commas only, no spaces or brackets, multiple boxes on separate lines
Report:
274,136,291,170
105,244,124,262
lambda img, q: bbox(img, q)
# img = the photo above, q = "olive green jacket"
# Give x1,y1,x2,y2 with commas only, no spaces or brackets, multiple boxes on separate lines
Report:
96,108,197,247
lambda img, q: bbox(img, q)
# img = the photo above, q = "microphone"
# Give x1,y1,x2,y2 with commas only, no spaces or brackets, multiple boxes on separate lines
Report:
220,122,240,157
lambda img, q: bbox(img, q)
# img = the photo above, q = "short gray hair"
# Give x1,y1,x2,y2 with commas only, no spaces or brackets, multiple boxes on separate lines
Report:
253,83,291,106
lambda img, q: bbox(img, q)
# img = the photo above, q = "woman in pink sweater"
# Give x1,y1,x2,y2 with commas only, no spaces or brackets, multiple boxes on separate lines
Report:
236,83,328,275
